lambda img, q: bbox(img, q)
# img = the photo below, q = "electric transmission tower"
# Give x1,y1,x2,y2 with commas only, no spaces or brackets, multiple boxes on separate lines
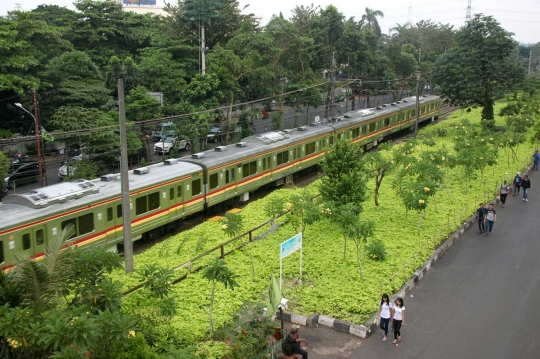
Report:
406,4,413,28
14,3,22,10
466,0,472,20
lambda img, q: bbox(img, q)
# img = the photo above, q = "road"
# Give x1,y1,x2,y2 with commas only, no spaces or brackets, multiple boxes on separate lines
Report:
350,168,540,359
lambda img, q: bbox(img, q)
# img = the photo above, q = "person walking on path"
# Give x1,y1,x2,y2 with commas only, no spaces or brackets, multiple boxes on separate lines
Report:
521,175,531,202
484,203,497,235
513,172,522,195
392,297,405,346
376,293,393,342
284,324,308,359
499,181,510,208
476,203,487,234
533,150,539,171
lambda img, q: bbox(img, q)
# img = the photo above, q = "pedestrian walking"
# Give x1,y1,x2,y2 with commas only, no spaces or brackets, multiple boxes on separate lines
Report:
521,175,531,202
533,150,539,171
499,181,510,208
392,297,405,346
376,293,393,342
513,172,522,195
484,203,497,235
476,203,487,234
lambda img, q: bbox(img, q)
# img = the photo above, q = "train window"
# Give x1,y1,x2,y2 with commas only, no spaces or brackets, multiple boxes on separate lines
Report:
384,118,390,127
329,136,334,146
209,173,218,189
192,179,201,196
262,158,266,171
242,161,257,178
0,241,3,263
225,170,230,184
305,142,316,155
231,168,235,181
22,233,31,250
136,196,147,215
107,207,113,221
36,229,44,246
369,122,376,132
352,128,360,138
277,150,289,166
78,213,94,236
62,214,94,239
148,192,160,211
61,218,77,239
177,185,182,198
117,204,123,218
169,188,174,200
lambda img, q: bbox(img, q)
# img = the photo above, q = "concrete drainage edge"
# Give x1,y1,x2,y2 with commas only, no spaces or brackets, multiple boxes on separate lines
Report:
274,164,535,340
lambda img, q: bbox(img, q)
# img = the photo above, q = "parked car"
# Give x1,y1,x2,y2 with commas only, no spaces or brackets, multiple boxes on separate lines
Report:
58,155,82,180
4,162,46,188
154,136,190,154
206,125,222,143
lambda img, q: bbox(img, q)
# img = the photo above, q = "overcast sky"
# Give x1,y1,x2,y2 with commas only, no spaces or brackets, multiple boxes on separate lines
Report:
1,0,538,44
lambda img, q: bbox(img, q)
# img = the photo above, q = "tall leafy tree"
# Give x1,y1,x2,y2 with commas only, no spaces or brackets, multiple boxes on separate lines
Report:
319,139,367,212
41,51,111,121
433,14,524,121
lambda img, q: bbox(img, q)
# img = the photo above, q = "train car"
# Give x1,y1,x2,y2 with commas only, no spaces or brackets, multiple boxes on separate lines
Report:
0,161,204,270
0,95,440,269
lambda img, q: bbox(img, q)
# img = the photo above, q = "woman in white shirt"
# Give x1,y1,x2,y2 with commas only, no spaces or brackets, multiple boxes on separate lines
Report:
392,297,405,345
376,293,393,341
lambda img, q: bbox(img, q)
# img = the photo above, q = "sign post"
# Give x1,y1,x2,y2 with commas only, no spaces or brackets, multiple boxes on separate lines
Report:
279,232,303,292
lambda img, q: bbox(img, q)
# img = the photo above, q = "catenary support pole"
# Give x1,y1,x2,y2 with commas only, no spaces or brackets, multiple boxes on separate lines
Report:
201,25,206,75
33,89,44,187
118,79,134,273
415,68,421,137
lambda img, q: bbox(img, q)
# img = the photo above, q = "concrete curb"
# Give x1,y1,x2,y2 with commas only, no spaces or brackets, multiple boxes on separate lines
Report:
274,165,536,341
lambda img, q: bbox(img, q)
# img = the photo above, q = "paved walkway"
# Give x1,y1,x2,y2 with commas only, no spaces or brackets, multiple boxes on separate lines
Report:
288,167,540,359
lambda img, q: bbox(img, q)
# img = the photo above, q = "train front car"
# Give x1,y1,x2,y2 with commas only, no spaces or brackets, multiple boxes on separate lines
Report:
0,160,204,270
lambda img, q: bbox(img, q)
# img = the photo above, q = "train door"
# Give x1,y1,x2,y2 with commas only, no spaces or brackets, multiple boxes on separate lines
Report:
104,205,120,243
224,165,238,199
19,230,34,258
33,226,47,257
173,182,185,218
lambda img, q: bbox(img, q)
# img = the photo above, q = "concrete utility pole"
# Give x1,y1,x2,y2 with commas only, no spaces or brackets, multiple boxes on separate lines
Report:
201,24,206,75
414,49,421,137
529,49,533,74
330,52,336,119
32,90,44,188
15,94,44,187
118,79,134,273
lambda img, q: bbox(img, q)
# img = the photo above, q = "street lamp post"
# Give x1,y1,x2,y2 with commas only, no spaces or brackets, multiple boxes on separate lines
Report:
15,89,44,187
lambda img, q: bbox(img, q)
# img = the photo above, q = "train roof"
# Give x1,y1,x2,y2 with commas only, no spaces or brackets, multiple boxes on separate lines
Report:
0,161,202,230
180,124,334,170
181,95,440,170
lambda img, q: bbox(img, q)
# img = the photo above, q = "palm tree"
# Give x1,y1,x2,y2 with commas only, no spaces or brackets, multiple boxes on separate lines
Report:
390,23,407,39
359,7,385,36
202,257,240,337
3,225,75,309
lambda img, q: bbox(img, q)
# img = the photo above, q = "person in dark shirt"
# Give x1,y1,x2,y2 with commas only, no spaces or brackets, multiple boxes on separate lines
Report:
476,203,487,234
513,172,522,195
521,175,531,202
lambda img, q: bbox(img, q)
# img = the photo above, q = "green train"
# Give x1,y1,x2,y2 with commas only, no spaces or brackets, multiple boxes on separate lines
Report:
0,95,440,270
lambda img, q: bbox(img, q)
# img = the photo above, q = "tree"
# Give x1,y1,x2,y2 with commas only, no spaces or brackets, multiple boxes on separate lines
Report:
349,219,375,282
359,7,384,36
202,257,239,337
319,139,367,211
433,14,524,121
125,86,161,122
364,143,394,206
41,51,111,121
